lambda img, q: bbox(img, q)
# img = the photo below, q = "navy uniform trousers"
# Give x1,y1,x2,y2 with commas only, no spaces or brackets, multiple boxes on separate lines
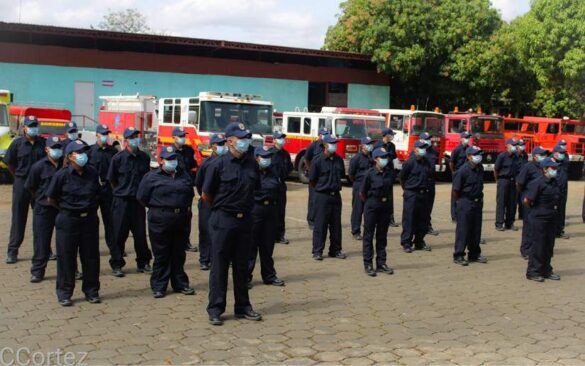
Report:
148,208,190,292
527,208,557,277
425,184,436,230
197,198,212,265
31,205,58,278
351,185,365,235
362,198,391,267
275,184,287,240
98,184,114,257
307,185,315,226
55,211,100,301
555,190,568,236
110,197,152,269
8,177,33,256
454,198,482,259
496,178,517,227
400,190,427,247
248,202,278,282
208,210,253,317
312,192,342,256
520,206,533,257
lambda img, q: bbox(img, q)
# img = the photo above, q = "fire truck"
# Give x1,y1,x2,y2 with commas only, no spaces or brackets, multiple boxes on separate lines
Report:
281,107,386,183
374,107,446,172
156,92,274,163
444,110,505,172
9,106,72,138
0,90,12,180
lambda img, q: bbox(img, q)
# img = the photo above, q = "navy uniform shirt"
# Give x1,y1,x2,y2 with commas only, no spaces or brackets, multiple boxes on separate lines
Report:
107,149,151,198
309,153,345,192
374,141,397,161
3,136,46,178
517,152,529,174
360,166,394,201
556,162,568,192
450,144,468,171
87,144,117,185
46,166,100,211
176,144,197,179
495,151,519,178
24,157,62,207
61,138,75,150
348,152,372,185
452,161,484,199
399,154,432,190
525,175,561,215
517,161,542,195
409,146,438,181
271,147,293,183
202,151,260,214
559,158,569,174
254,167,280,203
194,155,216,196
305,140,324,165
137,168,194,208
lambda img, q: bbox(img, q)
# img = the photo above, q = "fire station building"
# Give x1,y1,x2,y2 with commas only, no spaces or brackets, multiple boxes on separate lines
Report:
0,22,390,123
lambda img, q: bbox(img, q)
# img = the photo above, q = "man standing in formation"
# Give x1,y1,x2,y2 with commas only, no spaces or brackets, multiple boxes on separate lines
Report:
419,132,439,236
374,128,399,227
494,138,520,231
271,131,293,244
515,139,529,219
553,142,570,239
304,128,328,230
61,122,79,150
449,132,471,222
349,137,374,240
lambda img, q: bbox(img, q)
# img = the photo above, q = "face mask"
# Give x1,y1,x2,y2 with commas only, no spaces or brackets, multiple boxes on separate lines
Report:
163,159,178,172
258,157,271,168
74,153,88,167
471,155,482,164
425,139,432,146
559,145,567,152
535,155,545,162
417,148,427,156
461,138,469,145
555,153,565,161
327,143,337,154
546,169,557,179
275,138,285,146
128,138,140,148
365,144,373,152
235,138,251,153
26,127,38,137
518,145,526,152
509,146,517,153
377,158,388,168
99,135,108,144
49,148,63,160
175,137,185,146
215,145,227,155
67,132,77,141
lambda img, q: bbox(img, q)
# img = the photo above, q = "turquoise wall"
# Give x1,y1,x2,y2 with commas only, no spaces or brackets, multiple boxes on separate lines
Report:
0,62,390,117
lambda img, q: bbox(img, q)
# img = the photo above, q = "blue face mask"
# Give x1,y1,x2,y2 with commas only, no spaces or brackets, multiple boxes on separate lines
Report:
275,138,285,146
471,155,483,164
377,158,389,168
518,145,525,152
235,138,251,153
417,148,427,156
175,137,186,146
74,153,88,167
26,127,39,137
258,157,271,168
555,153,565,161
163,159,178,172
327,143,337,154
215,145,227,155
128,138,140,148
67,132,77,141
546,169,557,179
509,145,517,153
365,144,373,152
49,148,63,160
99,135,108,144
535,155,545,162
461,138,469,145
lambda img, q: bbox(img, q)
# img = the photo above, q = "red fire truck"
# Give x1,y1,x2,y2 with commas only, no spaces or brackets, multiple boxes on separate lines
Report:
444,110,505,172
374,107,446,172
281,107,386,183
9,105,72,138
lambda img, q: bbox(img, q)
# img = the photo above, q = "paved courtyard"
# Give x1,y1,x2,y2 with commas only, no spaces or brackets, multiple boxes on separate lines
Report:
0,180,584,365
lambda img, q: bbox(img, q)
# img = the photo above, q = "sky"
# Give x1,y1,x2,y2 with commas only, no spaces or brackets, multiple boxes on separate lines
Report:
0,0,531,49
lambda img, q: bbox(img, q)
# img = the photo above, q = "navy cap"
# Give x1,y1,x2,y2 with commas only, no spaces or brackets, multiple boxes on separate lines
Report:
414,140,428,148
466,146,482,155
552,145,564,153
381,128,395,136
372,147,391,159
46,135,62,148
225,122,252,138
96,124,110,135
255,145,273,157
273,131,287,139
318,127,330,135
323,135,338,144
64,140,88,155
66,121,78,133
123,127,140,139
172,127,188,137
24,115,39,127
160,145,178,159
517,139,525,146
460,132,472,138
506,138,518,145
541,157,560,168
361,136,374,145
420,132,432,140
558,139,566,145
532,146,548,156
210,133,226,145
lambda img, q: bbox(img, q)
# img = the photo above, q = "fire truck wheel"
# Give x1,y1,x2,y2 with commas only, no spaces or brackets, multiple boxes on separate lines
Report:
298,157,310,184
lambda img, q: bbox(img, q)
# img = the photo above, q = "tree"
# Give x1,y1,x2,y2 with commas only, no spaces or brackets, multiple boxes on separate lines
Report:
94,8,151,34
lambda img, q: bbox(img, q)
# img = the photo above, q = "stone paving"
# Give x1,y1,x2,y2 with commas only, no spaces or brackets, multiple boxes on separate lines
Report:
0,181,584,365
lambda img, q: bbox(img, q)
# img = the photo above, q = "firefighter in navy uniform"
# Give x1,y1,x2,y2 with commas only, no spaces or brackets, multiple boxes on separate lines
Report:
524,157,562,282
309,134,346,261
494,138,520,231
24,136,63,282
61,121,79,150
452,146,488,266
304,128,329,229
515,139,529,219
553,142,570,239
107,127,153,276
47,140,101,306
374,128,399,227
516,146,548,259
449,132,471,222
399,140,432,253
137,145,195,298
248,146,285,288
87,124,119,274
419,132,439,236
349,137,374,240
194,134,227,270
271,132,293,244
3,115,46,264
360,147,395,277
202,122,262,326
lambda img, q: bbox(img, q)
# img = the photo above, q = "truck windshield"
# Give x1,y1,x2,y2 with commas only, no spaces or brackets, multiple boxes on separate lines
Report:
0,104,8,126
411,113,444,136
199,101,273,135
470,117,503,136
335,117,385,139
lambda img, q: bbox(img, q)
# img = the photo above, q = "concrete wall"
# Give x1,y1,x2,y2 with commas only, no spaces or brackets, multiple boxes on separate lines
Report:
348,83,390,109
